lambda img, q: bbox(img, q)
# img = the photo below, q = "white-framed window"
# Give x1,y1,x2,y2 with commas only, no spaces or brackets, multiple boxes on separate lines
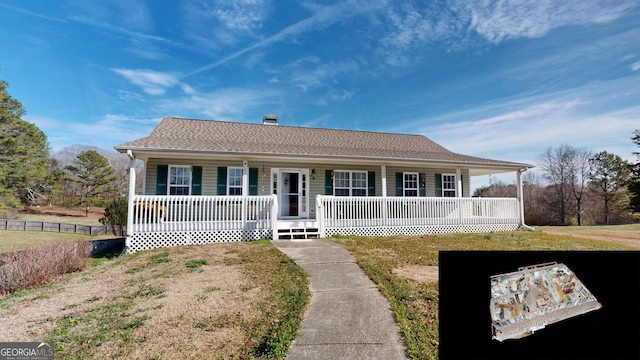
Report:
334,170,367,196
403,172,418,197
228,167,243,195
442,174,456,197
169,165,190,195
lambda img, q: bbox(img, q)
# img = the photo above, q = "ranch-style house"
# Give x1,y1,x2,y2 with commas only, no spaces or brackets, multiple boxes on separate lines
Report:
115,115,533,252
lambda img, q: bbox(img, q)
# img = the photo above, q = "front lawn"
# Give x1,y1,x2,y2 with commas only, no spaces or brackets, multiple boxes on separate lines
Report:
0,241,310,359
332,231,634,360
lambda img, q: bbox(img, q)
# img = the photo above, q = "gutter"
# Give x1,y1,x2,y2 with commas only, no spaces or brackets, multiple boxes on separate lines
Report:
115,146,534,170
517,167,536,232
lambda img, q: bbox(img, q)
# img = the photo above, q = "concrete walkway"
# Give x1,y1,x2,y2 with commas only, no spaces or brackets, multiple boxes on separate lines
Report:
272,238,407,360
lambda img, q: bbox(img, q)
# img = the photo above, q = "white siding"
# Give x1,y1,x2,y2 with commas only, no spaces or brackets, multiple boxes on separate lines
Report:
145,159,472,211
385,167,469,197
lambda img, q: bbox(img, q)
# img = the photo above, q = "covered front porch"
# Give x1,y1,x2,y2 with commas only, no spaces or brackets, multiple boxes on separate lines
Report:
126,193,523,252
121,150,530,252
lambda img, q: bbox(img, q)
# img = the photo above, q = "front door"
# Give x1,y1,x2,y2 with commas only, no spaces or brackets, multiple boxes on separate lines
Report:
281,171,300,217
277,170,308,218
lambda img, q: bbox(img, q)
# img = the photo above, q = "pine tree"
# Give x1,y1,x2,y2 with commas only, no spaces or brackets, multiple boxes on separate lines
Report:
66,150,117,217
0,74,50,215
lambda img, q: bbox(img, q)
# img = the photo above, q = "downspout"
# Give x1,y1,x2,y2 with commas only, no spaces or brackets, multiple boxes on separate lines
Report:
517,168,535,231
125,150,136,252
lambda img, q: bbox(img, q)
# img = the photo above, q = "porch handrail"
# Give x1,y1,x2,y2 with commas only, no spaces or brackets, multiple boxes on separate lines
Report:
131,195,276,234
316,195,519,233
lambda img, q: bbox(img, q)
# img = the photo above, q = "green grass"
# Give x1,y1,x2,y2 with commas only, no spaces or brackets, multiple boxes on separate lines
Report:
0,231,112,254
332,231,634,360
185,259,208,268
149,251,171,264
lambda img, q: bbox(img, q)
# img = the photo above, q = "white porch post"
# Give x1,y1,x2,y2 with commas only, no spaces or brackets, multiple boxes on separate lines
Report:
126,150,136,250
242,160,249,195
242,160,248,227
271,194,279,240
381,165,387,197
456,168,462,197
316,194,325,238
381,165,388,231
517,169,525,226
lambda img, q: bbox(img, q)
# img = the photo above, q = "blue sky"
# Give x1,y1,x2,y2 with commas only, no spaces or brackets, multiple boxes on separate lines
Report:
1,1,639,188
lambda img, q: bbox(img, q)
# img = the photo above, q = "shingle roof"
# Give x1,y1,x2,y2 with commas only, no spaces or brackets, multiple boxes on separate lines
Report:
115,117,531,168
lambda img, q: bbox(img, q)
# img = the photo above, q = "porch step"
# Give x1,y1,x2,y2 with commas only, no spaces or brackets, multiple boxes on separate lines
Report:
278,227,319,240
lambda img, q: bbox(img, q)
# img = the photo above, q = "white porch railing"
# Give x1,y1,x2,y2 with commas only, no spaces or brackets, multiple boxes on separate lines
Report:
128,195,278,252
316,195,520,237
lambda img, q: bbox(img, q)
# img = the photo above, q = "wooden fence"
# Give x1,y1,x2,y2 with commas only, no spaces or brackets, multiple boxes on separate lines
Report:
0,220,126,236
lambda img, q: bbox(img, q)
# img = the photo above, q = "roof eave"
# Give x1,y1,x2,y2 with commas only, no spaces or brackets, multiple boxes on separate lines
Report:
115,146,533,172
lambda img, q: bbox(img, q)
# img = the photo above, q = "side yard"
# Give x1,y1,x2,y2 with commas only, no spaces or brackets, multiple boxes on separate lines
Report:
0,241,309,359
0,231,114,254
332,230,637,360
536,224,640,248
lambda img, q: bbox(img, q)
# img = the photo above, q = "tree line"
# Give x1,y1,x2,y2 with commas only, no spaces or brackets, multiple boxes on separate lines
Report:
1,74,140,218
475,137,640,226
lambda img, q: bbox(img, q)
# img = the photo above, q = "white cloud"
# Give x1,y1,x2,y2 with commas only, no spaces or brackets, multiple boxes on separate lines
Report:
454,0,637,44
210,0,270,32
72,114,161,146
415,76,640,165
23,114,160,151
180,0,271,49
125,38,166,60
159,88,280,120
380,3,461,50
184,0,386,78
112,68,179,95
268,77,279,83
68,15,183,46
180,83,196,95
289,60,359,91
0,3,66,23
328,89,354,101
631,61,640,71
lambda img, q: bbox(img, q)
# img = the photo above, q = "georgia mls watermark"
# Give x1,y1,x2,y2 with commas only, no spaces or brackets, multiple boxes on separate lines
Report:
0,342,54,360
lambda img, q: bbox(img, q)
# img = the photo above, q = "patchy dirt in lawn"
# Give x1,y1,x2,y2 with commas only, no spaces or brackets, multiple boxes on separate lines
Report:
392,265,439,284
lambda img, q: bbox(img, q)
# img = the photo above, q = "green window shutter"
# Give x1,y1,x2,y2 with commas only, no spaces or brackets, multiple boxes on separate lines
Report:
191,166,202,195
395,172,403,196
367,171,376,196
217,167,227,195
249,168,258,195
156,165,168,195
435,173,442,197
325,170,333,195
419,173,426,197
460,173,464,197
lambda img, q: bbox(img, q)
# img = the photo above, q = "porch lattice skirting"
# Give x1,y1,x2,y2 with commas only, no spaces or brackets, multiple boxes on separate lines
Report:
323,224,519,238
130,229,272,253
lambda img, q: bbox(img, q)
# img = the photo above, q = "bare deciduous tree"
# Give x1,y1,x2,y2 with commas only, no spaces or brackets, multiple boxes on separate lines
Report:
568,147,592,226
538,145,577,225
